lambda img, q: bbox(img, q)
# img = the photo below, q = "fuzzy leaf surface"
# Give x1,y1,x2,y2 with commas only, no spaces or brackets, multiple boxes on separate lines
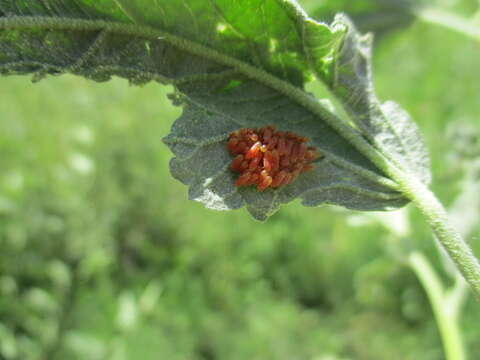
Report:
0,0,413,219
305,14,431,185
304,0,414,37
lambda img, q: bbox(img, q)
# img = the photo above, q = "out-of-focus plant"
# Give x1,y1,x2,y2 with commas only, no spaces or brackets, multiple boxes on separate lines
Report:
306,0,480,43
303,0,415,37
0,2,480,358
351,123,480,360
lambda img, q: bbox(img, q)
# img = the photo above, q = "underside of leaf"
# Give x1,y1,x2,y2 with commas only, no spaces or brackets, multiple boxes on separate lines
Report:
305,14,431,185
164,77,407,220
0,0,429,220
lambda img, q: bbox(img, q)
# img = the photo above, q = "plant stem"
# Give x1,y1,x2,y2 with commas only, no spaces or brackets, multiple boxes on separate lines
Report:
408,251,466,360
390,168,480,300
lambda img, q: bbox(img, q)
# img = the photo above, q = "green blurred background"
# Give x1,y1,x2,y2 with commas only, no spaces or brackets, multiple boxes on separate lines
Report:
1,1,480,359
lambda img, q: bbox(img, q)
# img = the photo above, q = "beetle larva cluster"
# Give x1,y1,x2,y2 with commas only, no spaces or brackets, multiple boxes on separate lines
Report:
227,125,322,191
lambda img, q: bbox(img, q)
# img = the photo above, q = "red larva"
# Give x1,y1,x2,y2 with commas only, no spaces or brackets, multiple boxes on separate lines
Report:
227,125,322,191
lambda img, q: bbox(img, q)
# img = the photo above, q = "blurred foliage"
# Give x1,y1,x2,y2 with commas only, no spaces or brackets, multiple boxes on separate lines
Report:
1,1,480,359
301,0,414,37
303,0,480,40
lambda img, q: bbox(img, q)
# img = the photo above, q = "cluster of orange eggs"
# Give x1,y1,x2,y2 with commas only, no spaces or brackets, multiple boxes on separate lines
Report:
227,125,322,191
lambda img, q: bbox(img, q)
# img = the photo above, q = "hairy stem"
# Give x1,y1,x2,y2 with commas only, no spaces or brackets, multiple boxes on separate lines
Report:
392,169,480,300
408,252,466,360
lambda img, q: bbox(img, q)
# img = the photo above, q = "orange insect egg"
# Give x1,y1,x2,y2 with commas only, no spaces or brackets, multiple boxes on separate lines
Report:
258,176,272,191
250,172,260,185
246,142,262,159
266,136,278,149
277,137,286,155
236,172,252,186
290,143,300,163
248,156,262,171
231,154,244,171
280,156,290,168
263,151,274,172
284,140,294,157
262,127,273,141
240,160,250,171
271,170,287,188
227,125,322,191
228,137,239,148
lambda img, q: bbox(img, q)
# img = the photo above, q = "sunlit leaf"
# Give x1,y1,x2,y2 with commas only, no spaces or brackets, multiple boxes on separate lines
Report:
303,0,414,37
0,0,430,219
306,15,431,185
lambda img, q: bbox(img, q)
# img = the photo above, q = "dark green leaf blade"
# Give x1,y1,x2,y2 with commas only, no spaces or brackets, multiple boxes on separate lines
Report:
0,0,409,219
305,14,431,185
164,76,407,220
303,0,414,38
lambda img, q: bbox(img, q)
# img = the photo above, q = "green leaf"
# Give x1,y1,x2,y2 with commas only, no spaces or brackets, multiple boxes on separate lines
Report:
304,0,414,37
305,14,431,185
163,78,407,220
0,0,422,220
